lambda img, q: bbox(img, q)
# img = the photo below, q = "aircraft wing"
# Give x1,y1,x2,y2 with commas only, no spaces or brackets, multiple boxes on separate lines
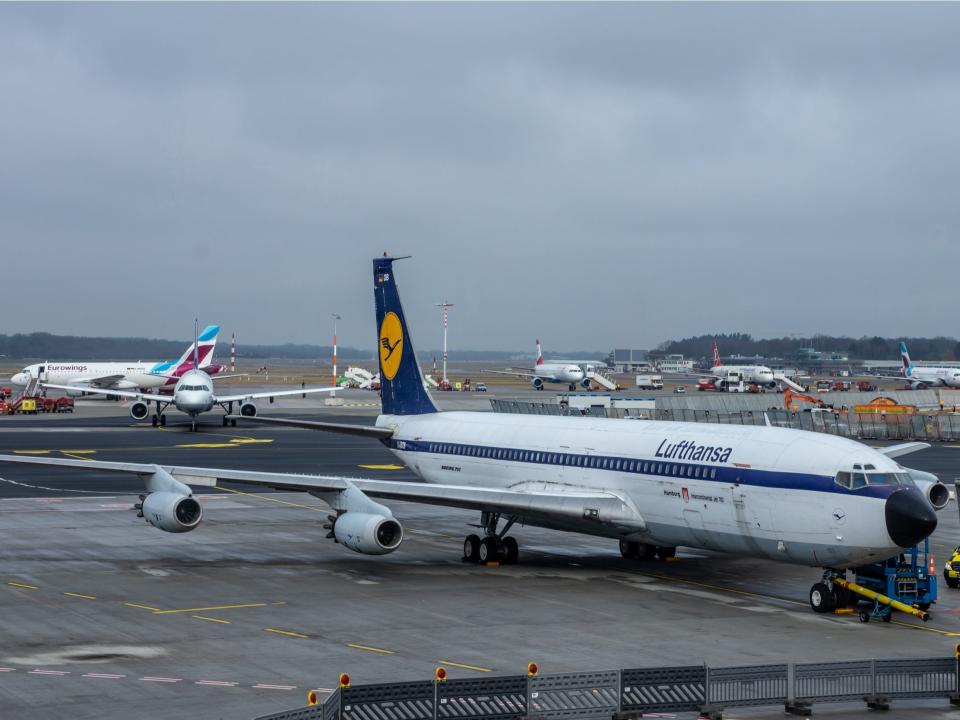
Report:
215,386,340,403
485,369,538,378
64,374,129,388
875,442,930,459
40,383,170,403
0,455,644,529
224,415,394,439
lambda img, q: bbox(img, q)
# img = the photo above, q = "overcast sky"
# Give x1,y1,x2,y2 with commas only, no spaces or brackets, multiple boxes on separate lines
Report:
1,3,958,354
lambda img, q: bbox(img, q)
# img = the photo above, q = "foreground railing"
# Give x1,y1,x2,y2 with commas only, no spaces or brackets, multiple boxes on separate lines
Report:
255,654,960,720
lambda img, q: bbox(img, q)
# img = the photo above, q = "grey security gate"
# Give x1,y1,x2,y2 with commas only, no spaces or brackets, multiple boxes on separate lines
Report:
323,689,341,720
436,675,527,720
527,670,619,719
620,664,705,713
706,664,788,708
795,660,874,703
342,681,434,720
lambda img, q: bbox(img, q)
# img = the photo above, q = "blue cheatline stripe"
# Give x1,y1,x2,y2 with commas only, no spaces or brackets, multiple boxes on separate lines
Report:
384,439,895,500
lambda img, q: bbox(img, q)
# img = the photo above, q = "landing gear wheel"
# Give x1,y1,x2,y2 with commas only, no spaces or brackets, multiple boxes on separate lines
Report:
160,415,167,427
619,538,637,559
656,546,677,561
639,544,658,561
463,534,481,563
151,414,158,427
231,419,237,427
858,611,871,623
222,416,228,426
501,537,519,565
833,585,853,608
478,537,499,563
810,582,835,613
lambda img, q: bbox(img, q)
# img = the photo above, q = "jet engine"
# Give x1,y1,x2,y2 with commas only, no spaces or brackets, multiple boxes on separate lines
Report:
531,377,544,390
130,401,150,421
580,377,591,388
906,468,950,510
239,402,258,417
331,512,403,555
136,491,202,533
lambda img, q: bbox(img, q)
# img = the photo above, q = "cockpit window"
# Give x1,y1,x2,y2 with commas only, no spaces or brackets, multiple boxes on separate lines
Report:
836,470,913,489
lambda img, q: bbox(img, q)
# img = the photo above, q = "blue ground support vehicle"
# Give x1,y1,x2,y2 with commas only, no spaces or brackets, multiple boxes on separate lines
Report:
837,539,937,623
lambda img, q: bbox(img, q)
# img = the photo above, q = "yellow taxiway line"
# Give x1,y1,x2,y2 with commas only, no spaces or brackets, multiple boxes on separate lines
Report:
64,592,96,600
153,602,271,615
192,615,231,624
265,628,308,639
346,643,395,655
7,581,38,590
438,660,492,672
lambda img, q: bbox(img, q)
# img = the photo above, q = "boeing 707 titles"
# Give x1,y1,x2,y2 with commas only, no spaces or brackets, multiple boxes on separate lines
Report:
0,258,947,613
10,325,224,394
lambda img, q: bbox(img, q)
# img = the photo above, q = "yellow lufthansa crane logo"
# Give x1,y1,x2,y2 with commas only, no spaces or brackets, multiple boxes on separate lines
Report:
379,312,404,380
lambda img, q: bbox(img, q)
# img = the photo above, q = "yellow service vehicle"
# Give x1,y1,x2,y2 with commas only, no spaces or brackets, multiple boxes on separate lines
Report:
944,548,960,589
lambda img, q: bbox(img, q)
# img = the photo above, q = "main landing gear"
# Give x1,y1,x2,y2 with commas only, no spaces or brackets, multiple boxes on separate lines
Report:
619,539,676,561
463,512,520,565
220,402,238,427
150,414,167,427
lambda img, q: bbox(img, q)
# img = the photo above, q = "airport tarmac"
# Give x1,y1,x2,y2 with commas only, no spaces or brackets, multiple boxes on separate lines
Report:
2,401,960,719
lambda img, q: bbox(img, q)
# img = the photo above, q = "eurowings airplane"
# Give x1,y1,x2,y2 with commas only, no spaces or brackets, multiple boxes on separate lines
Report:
872,342,960,389
10,325,224,395
36,325,339,431
0,258,947,614
487,339,587,390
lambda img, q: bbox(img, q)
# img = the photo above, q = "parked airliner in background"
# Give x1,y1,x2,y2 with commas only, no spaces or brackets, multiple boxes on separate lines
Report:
488,339,588,390
872,342,960,389
10,325,224,395
0,257,947,615
672,339,805,392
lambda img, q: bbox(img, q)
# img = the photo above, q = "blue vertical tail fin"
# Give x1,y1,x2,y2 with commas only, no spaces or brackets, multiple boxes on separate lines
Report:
373,256,438,415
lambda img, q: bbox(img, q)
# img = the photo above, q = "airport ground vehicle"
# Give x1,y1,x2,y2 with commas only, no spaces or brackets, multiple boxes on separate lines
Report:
0,386,11,400
943,547,960,588
813,541,937,623
697,378,719,391
475,383,487,392
636,375,663,390
833,381,852,392
816,380,832,392
858,380,877,392
673,386,686,394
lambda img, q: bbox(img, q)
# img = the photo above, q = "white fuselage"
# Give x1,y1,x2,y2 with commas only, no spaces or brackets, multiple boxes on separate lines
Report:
711,364,776,386
905,366,960,388
377,412,912,568
12,362,173,391
535,363,585,385
171,370,216,416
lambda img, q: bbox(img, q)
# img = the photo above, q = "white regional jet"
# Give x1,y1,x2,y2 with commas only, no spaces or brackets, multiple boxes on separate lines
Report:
0,257,947,615
874,342,960,389
38,332,339,431
10,325,223,394
488,339,587,391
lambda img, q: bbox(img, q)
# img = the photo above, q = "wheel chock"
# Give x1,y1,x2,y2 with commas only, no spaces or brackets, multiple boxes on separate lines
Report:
785,700,812,716
865,694,891,711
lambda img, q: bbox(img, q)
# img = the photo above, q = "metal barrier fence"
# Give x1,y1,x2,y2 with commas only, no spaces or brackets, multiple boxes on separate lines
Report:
255,655,960,720
489,398,960,442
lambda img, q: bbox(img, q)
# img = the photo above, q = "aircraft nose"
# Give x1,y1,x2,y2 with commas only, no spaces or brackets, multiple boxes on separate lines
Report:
885,488,938,548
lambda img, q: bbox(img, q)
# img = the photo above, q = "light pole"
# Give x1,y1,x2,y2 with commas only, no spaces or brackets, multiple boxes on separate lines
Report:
436,302,454,384
331,313,341,396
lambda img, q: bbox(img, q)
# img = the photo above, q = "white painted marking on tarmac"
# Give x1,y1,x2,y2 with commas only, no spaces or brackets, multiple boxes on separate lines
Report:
83,673,125,679
0,667,15,672
196,680,238,687
29,669,69,675
252,683,297,690
141,676,182,683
